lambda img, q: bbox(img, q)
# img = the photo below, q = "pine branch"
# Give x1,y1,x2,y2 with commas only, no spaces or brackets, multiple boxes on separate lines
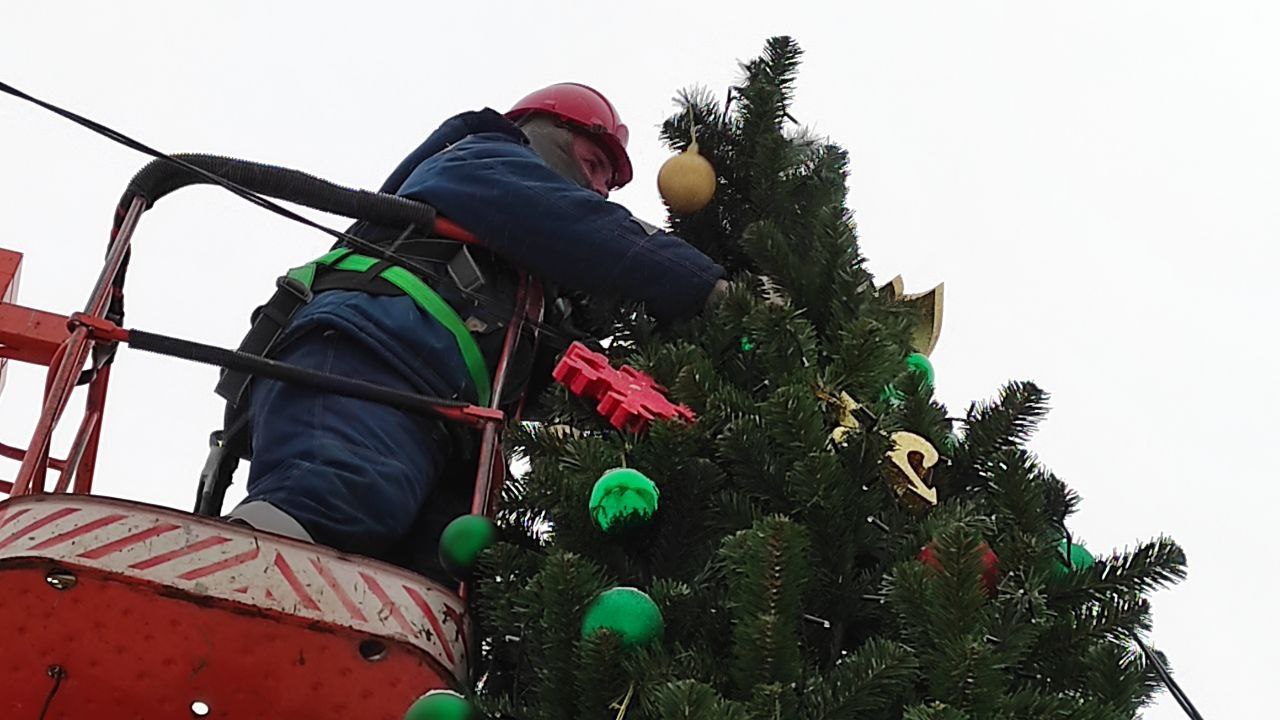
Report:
961,381,1051,467
719,516,812,694
645,680,751,720
804,638,919,719
903,703,971,720
1051,536,1187,607
739,36,804,126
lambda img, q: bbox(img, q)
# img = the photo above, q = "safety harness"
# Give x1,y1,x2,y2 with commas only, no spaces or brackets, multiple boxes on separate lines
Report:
215,239,496,417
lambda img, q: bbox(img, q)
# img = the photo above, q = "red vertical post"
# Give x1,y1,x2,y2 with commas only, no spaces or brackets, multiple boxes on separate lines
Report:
468,278,528,519
72,364,111,494
52,409,98,493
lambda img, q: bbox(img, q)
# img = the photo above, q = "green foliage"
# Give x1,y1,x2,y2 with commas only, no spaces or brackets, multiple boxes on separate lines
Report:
473,36,1185,720
719,516,811,693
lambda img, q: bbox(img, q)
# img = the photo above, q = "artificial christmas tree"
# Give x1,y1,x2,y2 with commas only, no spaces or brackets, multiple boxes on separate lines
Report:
470,37,1187,720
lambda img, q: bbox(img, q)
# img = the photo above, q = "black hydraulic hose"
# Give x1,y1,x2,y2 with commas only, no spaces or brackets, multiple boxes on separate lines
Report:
121,154,438,233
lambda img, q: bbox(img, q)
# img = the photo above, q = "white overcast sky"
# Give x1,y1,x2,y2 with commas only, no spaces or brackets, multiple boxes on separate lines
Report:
2,2,1272,717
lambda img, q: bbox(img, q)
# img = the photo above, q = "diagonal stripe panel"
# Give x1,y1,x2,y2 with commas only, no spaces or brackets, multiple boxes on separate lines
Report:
0,507,33,529
311,556,367,623
403,585,455,666
271,551,321,612
129,535,230,570
29,513,126,551
179,545,262,581
359,571,418,638
78,522,181,559
0,506,78,549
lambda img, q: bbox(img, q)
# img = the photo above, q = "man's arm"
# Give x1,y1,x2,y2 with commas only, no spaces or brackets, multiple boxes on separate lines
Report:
396,133,727,321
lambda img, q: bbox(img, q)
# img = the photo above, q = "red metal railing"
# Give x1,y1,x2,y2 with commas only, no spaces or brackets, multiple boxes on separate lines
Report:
4,197,145,497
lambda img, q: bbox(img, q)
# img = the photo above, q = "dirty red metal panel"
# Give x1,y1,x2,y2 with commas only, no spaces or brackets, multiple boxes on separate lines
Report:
0,238,70,369
0,248,21,394
0,562,458,719
0,303,71,365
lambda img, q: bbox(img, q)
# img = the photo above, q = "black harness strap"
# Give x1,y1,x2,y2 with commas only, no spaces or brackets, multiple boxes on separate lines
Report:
214,274,313,407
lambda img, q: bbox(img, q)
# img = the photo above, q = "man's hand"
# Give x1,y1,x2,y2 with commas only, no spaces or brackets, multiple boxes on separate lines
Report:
705,278,730,312
704,276,789,313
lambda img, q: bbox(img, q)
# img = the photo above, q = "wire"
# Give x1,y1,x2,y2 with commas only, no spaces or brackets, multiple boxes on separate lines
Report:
0,79,577,349
1129,632,1205,720
39,665,65,720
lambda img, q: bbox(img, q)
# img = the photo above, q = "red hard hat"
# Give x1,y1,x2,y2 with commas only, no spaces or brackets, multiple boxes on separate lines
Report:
506,82,633,189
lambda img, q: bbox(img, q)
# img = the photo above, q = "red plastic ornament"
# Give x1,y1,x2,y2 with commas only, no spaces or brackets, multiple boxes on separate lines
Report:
917,541,1000,597
552,342,696,434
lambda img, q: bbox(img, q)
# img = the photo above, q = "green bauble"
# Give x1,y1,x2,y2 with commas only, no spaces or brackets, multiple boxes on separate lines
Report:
589,468,659,534
905,352,935,387
739,335,756,352
1051,538,1096,577
883,353,936,405
404,690,475,720
580,586,664,648
438,514,497,578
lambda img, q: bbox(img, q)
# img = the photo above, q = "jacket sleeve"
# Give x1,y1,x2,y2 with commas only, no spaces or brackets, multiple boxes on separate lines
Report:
395,133,726,321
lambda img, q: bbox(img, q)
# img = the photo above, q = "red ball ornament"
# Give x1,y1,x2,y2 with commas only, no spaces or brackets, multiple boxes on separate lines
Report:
917,541,1000,597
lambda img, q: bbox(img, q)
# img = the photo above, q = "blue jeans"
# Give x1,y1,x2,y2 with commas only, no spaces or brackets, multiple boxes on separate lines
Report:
242,327,465,569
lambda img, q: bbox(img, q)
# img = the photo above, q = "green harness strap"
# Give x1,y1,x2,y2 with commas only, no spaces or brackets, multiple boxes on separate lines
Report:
285,249,492,406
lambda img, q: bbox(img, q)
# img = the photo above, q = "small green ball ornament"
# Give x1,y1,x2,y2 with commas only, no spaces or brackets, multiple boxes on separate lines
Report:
882,353,935,406
739,335,756,352
1051,538,1096,577
905,352,935,387
589,468,659,534
403,690,475,720
438,514,497,578
580,586,664,648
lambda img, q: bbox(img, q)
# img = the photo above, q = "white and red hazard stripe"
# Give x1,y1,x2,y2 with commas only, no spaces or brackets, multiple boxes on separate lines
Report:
0,494,470,680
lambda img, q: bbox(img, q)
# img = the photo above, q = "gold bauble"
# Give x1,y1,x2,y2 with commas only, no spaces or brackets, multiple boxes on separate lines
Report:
658,141,716,214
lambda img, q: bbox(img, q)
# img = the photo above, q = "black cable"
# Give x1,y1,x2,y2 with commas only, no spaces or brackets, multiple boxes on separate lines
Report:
0,79,575,350
1129,631,1205,720
39,665,65,720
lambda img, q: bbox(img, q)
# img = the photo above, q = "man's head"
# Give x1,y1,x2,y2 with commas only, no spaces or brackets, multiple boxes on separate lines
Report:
506,83,633,197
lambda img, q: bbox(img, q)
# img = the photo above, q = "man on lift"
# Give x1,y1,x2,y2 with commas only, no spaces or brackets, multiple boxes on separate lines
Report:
222,84,727,575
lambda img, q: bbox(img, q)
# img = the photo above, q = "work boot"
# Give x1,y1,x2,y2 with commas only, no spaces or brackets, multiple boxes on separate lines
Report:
224,501,315,543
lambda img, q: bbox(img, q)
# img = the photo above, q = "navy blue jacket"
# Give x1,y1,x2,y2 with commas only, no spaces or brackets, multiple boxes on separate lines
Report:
388,109,725,319
277,110,724,404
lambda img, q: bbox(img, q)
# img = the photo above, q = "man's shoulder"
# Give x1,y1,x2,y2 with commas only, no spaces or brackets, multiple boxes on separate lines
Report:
435,108,526,144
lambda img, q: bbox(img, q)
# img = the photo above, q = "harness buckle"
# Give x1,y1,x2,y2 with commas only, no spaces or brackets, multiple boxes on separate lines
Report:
275,274,314,303
447,246,487,294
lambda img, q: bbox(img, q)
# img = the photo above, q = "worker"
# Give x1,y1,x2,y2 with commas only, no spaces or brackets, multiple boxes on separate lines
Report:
222,83,727,575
